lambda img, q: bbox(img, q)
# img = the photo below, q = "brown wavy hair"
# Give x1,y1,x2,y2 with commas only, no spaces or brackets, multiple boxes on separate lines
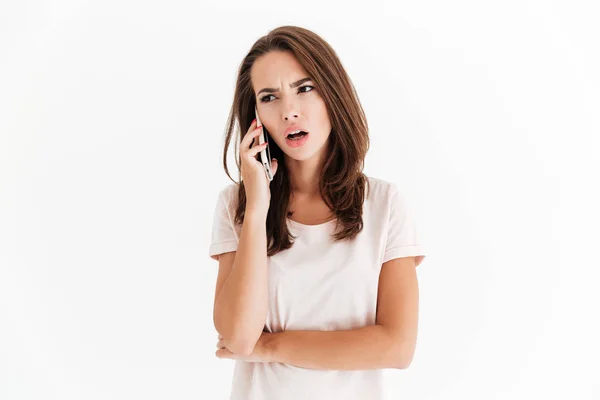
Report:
220,25,371,256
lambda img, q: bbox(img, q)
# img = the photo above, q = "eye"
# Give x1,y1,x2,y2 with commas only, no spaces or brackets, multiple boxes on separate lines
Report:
259,94,275,103
298,85,314,94
259,85,315,103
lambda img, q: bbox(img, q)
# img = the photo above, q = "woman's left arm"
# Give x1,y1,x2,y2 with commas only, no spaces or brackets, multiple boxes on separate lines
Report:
216,256,420,370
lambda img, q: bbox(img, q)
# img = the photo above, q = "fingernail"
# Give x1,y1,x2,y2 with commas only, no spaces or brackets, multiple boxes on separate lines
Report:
252,118,256,125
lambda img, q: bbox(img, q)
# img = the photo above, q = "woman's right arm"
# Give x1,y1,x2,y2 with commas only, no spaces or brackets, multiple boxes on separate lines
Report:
212,117,279,356
213,209,268,356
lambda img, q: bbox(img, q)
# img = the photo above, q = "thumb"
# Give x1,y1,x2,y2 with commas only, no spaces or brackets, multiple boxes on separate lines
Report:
271,158,278,177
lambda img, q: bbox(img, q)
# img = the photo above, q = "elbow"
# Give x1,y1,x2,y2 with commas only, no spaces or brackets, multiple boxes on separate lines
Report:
391,350,414,369
215,325,260,356
389,340,415,370
226,337,257,356
393,355,413,370
213,311,265,356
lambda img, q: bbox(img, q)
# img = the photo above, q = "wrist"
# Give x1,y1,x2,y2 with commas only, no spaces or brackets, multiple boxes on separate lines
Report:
259,332,278,362
245,208,268,222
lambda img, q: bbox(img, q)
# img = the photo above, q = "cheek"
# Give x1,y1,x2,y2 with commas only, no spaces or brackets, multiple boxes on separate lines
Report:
313,101,331,129
270,134,283,148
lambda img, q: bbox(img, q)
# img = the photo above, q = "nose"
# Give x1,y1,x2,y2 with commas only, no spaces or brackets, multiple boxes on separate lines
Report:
281,97,299,121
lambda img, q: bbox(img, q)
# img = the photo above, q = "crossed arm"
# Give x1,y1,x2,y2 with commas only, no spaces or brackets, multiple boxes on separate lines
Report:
217,256,420,370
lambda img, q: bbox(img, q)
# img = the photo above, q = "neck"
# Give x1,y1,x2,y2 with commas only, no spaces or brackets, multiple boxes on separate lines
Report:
285,137,330,196
289,174,319,196
286,157,324,197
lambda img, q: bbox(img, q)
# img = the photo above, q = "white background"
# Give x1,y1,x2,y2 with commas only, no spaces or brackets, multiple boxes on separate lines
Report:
1,1,599,399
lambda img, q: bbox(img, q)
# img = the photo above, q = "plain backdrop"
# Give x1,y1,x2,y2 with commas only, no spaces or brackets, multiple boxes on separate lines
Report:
1,1,599,399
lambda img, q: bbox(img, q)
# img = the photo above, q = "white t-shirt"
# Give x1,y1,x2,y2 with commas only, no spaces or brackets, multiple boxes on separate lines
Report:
208,176,426,400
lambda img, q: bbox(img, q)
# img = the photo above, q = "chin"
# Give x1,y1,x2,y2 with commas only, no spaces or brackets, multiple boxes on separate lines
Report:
280,134,329,161
283,152,313,162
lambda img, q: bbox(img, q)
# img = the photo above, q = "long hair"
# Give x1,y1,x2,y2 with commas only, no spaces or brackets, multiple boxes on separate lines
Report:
220,25,371,257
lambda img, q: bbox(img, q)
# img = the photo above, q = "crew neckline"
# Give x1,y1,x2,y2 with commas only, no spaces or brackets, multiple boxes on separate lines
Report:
286,216,337,229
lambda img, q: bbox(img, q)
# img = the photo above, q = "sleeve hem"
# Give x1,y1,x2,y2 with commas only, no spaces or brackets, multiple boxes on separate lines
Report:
382,245,426,266
209,240,239,261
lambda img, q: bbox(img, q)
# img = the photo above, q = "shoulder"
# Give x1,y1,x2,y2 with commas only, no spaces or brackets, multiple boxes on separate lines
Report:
364,176,414,219
365,175,400,202
213,182,241,219
216,182,239,204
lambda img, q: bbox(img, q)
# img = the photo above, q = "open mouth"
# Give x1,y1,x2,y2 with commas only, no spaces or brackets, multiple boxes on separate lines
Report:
286,131,309,140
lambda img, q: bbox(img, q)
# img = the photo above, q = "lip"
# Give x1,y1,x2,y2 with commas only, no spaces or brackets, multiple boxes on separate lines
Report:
284,125,309,138
285,132,309,148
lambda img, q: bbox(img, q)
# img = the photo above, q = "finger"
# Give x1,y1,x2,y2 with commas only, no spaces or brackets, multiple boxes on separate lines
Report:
271,157,278,176
248,126,263,149
215,348,234,359
241,122,259,147
247,142,268,158
242,125,264,150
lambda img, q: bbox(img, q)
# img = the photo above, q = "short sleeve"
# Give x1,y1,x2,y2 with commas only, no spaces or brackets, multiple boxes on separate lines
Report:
208,187,239,261
382,184,426,267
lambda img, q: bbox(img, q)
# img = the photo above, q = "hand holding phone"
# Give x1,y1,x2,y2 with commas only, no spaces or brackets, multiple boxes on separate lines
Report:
240,117,275,214
255,106,273,182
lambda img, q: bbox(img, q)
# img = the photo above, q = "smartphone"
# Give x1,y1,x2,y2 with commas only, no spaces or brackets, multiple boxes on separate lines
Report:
255,106,273,182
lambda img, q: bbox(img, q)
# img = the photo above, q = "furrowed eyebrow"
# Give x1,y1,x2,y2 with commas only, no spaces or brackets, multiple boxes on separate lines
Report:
256,77,312,96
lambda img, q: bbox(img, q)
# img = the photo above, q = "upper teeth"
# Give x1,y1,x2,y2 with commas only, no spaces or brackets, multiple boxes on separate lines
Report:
289,130,303,135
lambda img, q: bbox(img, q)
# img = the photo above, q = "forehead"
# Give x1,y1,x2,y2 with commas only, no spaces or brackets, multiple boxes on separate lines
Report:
251,51,309,85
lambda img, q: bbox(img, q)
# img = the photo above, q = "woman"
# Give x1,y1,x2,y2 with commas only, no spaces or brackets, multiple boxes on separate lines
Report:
208,25,426,400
